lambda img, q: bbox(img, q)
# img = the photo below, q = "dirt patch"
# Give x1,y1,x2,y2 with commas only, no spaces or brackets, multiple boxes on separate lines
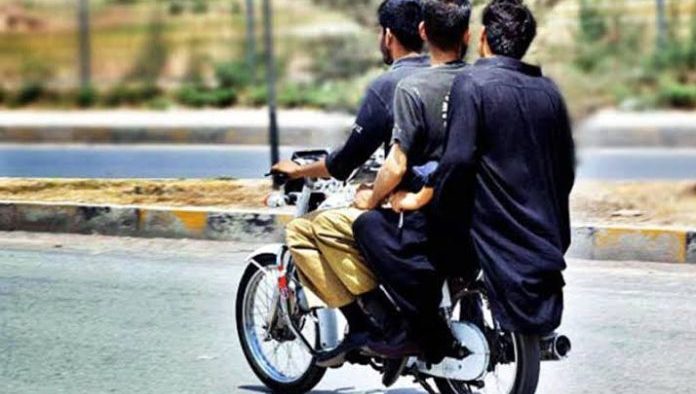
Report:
571,181,696,228
0,179,694,228
0,178,272,209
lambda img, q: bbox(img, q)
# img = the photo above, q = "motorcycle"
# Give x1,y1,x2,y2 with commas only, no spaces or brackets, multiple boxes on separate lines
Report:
235,150,571,393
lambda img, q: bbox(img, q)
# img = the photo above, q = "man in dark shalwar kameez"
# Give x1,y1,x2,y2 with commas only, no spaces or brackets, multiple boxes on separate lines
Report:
351,0,473,372
394,0,576,338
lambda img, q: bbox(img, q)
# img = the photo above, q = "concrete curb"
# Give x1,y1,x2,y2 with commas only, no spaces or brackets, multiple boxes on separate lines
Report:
0,109,353,146
567,225,696,264
0,201,693,264
0,201,293,244
576,110,696,148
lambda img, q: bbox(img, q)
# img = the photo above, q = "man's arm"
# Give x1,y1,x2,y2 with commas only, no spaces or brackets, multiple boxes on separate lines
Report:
354,83,425,209
271,87,390,180
354,143,408,209
271,159,330,179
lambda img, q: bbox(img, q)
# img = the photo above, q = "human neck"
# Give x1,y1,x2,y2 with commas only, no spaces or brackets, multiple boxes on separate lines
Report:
429,47,460,66
392,47,420,63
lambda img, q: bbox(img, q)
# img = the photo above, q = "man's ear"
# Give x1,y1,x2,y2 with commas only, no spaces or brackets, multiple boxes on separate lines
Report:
385,27,394,47
478,27,487,57
418,21,427,42
463,28,471,47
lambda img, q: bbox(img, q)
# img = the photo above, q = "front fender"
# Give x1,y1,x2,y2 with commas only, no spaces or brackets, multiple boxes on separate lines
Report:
244,243,341,351
245,243,285,268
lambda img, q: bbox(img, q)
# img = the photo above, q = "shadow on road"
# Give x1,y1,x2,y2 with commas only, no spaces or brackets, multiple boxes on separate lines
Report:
238,384,424,394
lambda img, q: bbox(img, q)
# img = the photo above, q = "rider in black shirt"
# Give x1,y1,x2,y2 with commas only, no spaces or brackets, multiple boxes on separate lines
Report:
396,0,576,335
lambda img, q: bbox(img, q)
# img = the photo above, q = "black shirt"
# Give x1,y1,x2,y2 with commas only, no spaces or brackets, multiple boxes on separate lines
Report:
429,56,576,334
325,55,430,181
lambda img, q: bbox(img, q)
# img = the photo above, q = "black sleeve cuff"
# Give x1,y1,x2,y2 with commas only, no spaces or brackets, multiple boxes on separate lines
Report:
325,149,352,181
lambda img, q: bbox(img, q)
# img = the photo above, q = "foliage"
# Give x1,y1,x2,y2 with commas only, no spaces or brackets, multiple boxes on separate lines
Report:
76,86,98,108
103,84,161,106
176,85,237,108
215,61,254,89
191,0,208,14
168,1,185,16
146,97,172,110
657,77,696,108
12,82,45,106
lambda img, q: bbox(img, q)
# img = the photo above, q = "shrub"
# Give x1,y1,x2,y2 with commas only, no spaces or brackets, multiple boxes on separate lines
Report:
168,1,185,15
657,79,696,109
245,85,268,107
191,0,208,14
103,84,161,106
177,85,237,108
76,86,98,108
215,61,253,89
146,97,172,110
13,82,45,106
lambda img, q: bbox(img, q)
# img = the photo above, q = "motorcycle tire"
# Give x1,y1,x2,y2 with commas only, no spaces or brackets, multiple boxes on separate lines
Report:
235,254,326,394
434,332,540,394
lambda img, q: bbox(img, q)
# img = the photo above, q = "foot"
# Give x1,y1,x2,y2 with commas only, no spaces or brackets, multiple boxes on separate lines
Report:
364,330,421,359
382,357,409,387
315,331,371,368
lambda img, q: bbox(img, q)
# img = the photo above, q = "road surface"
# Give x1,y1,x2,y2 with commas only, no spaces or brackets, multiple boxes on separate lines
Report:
0,145,693,180
2,232,696,393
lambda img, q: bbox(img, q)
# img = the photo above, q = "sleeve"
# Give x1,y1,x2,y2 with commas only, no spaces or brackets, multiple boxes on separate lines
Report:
325,87,390,181
391,83,425,157
555,95,576,252
427,74,480,192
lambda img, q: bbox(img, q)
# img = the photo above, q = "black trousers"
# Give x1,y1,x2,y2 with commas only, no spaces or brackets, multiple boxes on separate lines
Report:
353,208,451,359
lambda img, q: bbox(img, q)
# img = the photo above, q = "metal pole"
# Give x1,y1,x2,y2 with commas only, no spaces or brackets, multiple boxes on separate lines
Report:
78,0,92,89
262,0,280,181
656,0,668,50
245,0,256,73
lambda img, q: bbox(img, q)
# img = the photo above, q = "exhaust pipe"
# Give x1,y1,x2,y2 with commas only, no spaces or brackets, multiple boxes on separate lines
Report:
540,333,571,361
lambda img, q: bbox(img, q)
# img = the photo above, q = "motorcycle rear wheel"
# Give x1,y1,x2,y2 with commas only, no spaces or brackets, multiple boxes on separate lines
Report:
235,255,326,394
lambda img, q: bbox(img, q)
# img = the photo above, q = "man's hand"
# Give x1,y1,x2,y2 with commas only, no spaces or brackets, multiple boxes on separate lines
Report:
271,160,301,179
353,184,376,210
390,187,434,213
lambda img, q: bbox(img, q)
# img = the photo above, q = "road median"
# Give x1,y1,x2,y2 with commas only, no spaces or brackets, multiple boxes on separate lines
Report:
0,200,693,264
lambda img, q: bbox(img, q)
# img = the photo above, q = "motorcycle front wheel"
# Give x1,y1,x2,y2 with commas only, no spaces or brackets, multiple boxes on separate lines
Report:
235,255,326,394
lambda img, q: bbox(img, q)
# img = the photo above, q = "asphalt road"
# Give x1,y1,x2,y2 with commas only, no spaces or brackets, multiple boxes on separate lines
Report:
2,232,696,394
0,145,693,180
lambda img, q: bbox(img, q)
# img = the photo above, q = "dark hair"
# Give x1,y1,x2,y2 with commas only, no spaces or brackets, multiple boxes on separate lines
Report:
378,0,425,53
422,0,471,51
482,0,537,59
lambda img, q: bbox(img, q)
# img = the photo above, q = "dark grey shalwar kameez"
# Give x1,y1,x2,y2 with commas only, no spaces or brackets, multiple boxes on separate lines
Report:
353,62,468,359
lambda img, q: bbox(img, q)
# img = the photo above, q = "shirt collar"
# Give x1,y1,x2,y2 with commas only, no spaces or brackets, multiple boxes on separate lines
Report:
475,56,542,77
391,54,430,70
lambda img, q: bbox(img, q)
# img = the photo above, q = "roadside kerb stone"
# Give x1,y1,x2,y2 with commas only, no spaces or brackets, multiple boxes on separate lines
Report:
0,201,692,263
576,110,696,148
687,231,696,264
0,110,354,146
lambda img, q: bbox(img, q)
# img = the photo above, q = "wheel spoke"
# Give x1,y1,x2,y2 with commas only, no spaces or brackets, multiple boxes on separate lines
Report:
241,268,316,384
